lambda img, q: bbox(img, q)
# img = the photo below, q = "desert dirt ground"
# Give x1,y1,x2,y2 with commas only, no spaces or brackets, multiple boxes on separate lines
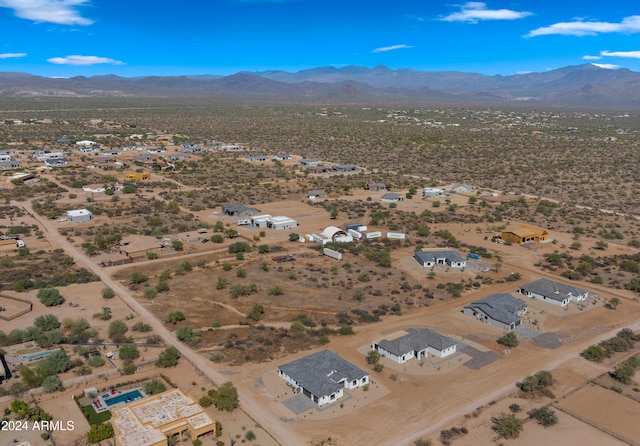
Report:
3,183,640,446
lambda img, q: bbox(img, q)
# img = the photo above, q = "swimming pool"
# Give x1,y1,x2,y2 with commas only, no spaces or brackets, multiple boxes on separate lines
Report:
104,389,144,407
20,349,60,362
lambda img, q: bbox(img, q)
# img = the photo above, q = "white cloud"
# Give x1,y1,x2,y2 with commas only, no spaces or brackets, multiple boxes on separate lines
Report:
582,55,601,60
0,52,27,59
600,50,640,59
441,2,532,23
47,55,124,65
526,15,640,37
591,63,620,70
0,0,93,25
372,45,413,53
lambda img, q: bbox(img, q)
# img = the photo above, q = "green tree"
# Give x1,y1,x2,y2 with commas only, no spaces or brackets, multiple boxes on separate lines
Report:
20,365,52,388
108,320,129,342
34,314,60,332
289,233,300,242
497,332,519,348
493,413,523,439
37,288,65,306
156,347,180,367
41,349,73,374
612,362,636,384
521,370,553,393
144,379,166,395
102,287,116,299
119,344,140,361
528,407,558,427
209,382,239,412
41,375,61,393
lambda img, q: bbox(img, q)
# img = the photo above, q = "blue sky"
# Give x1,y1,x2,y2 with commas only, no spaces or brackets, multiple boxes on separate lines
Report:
1,1,639,77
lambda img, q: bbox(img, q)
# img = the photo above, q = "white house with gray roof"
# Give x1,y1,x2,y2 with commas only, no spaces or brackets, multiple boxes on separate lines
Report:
517,278,589,307
372,328,457,364
463,294,527,331
414,250,466,268
278,350,369,406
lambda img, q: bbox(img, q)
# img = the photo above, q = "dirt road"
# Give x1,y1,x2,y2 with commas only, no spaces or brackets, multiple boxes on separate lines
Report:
21,202,301,446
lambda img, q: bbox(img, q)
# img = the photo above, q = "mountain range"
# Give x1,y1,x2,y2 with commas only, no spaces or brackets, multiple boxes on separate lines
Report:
1,64,640,108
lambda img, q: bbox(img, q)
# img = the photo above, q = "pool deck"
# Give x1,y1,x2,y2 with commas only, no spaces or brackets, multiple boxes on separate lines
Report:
91,388,146,413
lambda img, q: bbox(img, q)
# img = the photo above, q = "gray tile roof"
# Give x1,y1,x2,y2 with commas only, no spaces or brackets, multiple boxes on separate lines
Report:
465,294,526,325
279,350,367,399
377,328,456,357
519,278,587,302
381,192,402,200
415,250,465,264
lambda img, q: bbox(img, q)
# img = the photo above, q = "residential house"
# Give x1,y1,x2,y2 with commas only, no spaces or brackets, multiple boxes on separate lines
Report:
306,166,329,174
180,142,198,150
79,146,98,153
372,328,457,363
147,147,165,153
112,389,215,446
422,188,445,197
244,155,269,162
333,164,357,173
75,140,96,147
93,156,114,164
463,294,527,331
273,153,292,161
221,203,260,217
66,209,93,223
267,216,297,230
278,350,369,406
414,250,466,269
450,183,474,194
249,214,272,228
518,278,589,307
119,235,162,260
183,146,204,153
0,153,12,161
380,192,404,203
170,153,191,161
220,145,242,152
134,154,153,162
0,160,20,170
101,150,121,156
306,189,325,199
365,183,387,191
501,224,549,244
44,158,68,167
125,172,150,181
299,159,320,166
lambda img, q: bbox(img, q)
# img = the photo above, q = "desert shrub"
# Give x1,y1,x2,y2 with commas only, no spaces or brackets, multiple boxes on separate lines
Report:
528,406,558,427
582,345,606,362
492,413,523,439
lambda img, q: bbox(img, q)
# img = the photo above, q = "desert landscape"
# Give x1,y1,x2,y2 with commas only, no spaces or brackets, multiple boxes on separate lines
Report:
0,98,639,446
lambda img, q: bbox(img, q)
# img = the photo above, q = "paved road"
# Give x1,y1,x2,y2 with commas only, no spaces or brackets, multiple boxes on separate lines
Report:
22,202,298,446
